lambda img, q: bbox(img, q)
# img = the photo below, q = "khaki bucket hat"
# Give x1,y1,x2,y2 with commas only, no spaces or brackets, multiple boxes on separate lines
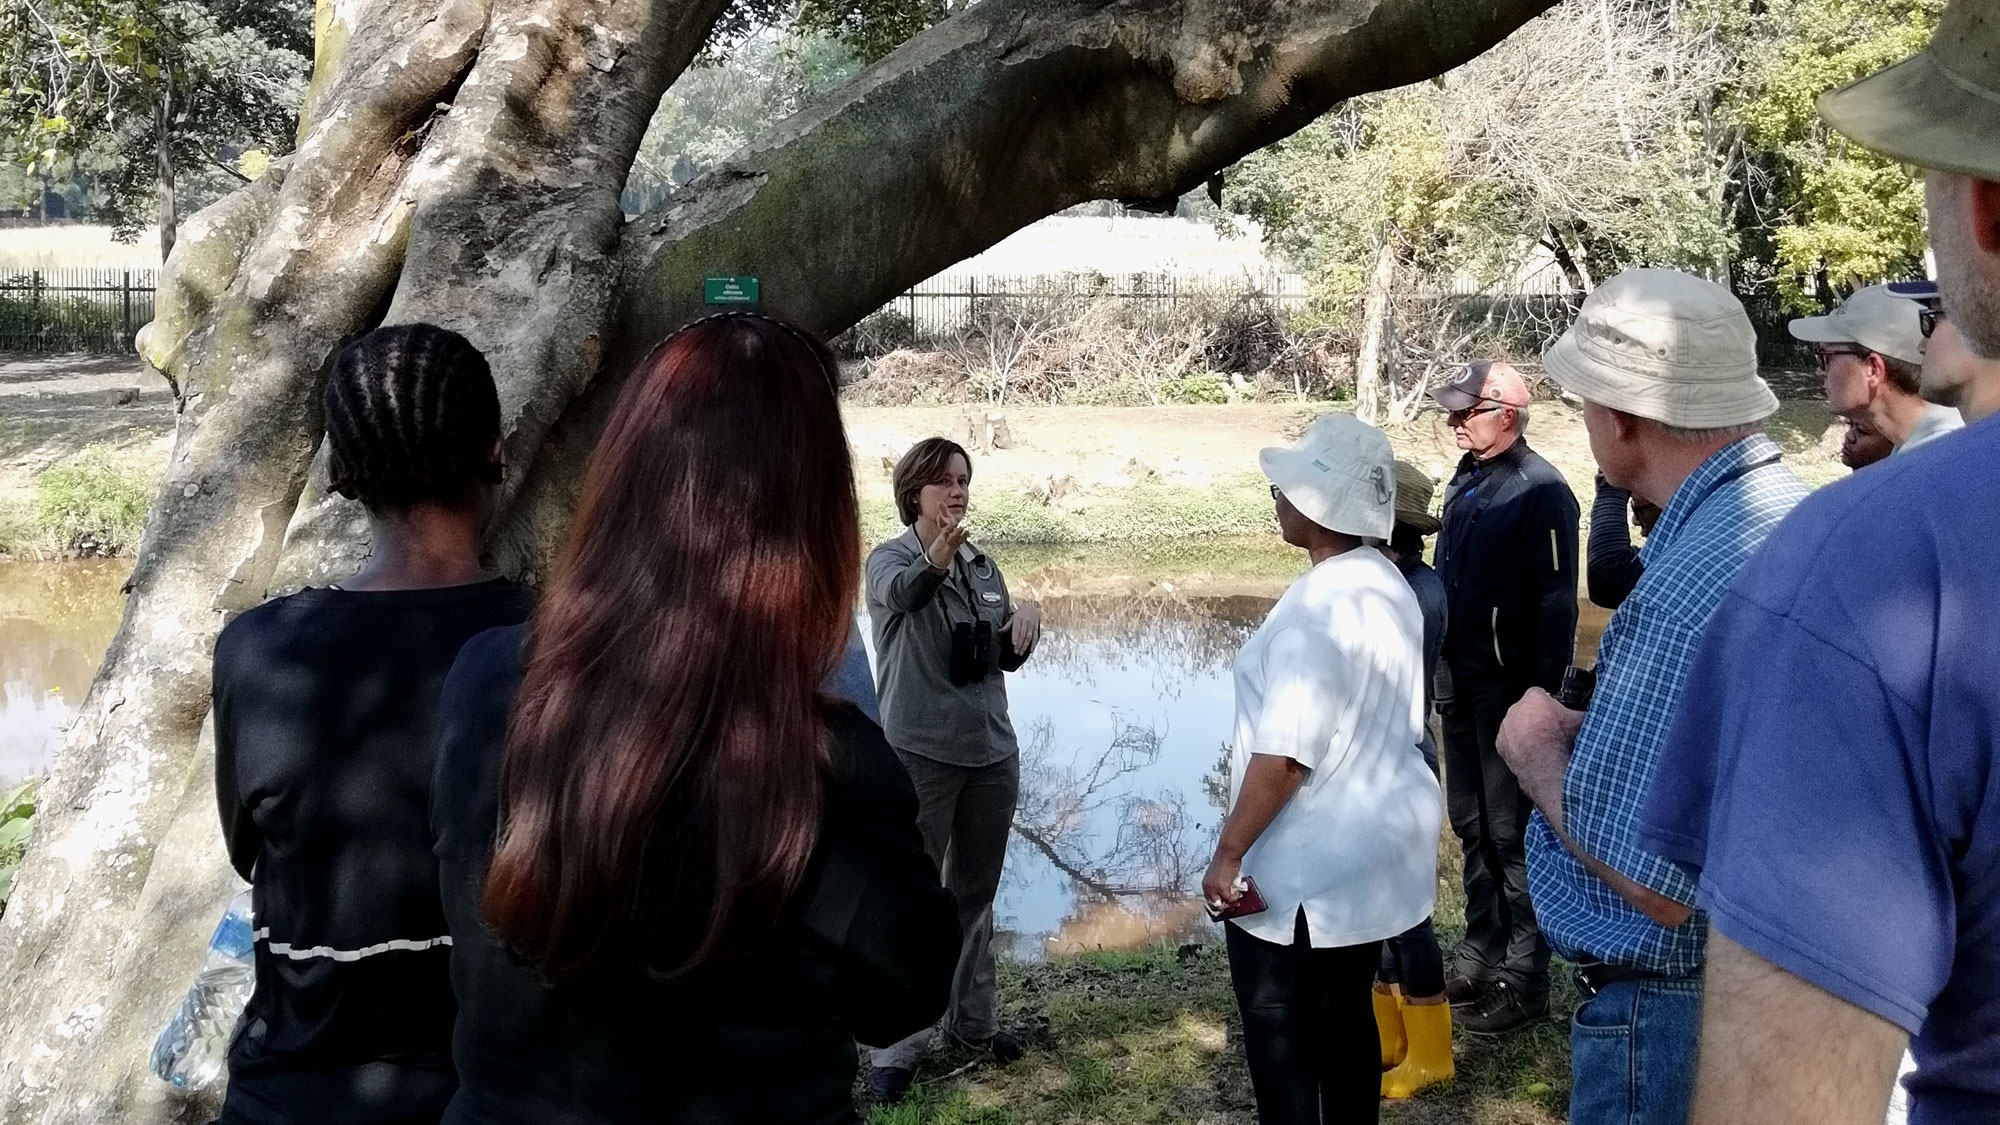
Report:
1543,268,1778,429
1392,460,1440,535
1818,2,2000,181
1259,414,1396,540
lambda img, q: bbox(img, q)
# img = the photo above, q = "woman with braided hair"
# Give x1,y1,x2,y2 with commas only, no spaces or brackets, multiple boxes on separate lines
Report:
212,323,535,1125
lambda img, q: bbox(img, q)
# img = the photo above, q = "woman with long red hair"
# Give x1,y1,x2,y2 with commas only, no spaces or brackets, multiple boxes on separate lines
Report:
429,313,957,1123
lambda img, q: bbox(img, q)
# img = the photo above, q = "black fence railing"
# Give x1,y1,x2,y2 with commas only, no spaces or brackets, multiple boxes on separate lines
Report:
0,267,159,354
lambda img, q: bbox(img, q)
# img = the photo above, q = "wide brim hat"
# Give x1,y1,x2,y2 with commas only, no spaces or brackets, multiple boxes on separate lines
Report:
1543,268,1778,429
1787,284,1925,366
1818,2,2000,183
1392,460,1440,535
1259,414,1396,541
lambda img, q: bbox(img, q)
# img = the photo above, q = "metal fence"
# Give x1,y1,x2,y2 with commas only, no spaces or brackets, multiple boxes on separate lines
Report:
882,270,1312,338
0,267,159,353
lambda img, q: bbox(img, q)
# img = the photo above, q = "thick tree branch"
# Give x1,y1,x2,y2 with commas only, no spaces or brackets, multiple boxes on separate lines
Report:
501,0,1562,566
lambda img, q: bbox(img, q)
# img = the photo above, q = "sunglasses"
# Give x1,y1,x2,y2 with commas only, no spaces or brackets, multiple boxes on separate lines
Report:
1813,347,1869,371
1269,484,1284,502
1447,404,1505,424
1921,306,1948,339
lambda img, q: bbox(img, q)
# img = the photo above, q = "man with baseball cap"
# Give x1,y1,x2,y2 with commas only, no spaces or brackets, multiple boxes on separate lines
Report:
1494,267,1810,1125
1789,284,1963,453
1639,5,2000,1122
1427,360,1580,1033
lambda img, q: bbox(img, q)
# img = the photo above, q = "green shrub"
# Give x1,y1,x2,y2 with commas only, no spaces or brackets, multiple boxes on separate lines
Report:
1158,372,1231,405
34,444,153,555
0,779,36,916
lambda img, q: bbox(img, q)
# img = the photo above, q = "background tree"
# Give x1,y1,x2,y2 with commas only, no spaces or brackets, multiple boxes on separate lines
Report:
0,0,310,257
0,1,1564,1119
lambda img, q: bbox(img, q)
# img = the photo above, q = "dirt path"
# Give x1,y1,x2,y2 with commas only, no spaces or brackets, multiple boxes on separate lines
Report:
0,355,174,515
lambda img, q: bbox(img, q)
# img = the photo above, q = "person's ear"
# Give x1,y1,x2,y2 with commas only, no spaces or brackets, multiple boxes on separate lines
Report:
1610,408,1643,442
1969,177,2000,254
1867,353,1890,391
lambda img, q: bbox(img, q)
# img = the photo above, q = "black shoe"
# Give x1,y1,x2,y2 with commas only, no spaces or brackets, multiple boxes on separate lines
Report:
1457,980,1549,1036
867,1066,915,1104
955,1029,1026,1064
1443,975,1489,1008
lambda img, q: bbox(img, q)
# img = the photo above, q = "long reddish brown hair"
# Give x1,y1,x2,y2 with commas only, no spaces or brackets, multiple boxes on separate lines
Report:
482,314,858,978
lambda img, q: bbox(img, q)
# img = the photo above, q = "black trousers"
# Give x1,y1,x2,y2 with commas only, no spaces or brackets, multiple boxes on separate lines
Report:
1226,911,1381,1125
1441,668,1550,998
1378,916,1446,997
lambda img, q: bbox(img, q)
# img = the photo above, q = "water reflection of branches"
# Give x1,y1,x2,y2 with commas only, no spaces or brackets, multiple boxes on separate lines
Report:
1010,716,1199,902
1030,595,1269,699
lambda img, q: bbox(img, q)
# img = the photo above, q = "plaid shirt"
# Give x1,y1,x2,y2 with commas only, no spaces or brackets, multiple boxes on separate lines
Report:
1527,434,1809,974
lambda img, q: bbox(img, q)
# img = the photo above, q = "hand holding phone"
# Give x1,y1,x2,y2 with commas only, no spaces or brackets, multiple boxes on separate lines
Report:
1206,875,1268,922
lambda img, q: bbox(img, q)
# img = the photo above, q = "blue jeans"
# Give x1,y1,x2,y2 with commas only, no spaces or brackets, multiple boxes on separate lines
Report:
1568,976,1702,1125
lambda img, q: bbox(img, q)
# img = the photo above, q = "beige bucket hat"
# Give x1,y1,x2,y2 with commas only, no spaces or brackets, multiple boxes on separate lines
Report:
1543,268,1778,429
1392,460,1440,535
1260,414,1396,541
1788,284,1926,366
1818,2,2000,181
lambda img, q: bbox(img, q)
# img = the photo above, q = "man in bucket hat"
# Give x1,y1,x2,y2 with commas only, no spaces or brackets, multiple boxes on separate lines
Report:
1640,4,2000,1121
1428,360,1579,1034
1788,284,1963,453
1494,268,1810,1125
1204,414,1442,1124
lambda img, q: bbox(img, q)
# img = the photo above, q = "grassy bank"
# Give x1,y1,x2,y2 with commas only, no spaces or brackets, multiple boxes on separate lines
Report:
862,472,1280,548
870,934,1580,1125
0,442,155,559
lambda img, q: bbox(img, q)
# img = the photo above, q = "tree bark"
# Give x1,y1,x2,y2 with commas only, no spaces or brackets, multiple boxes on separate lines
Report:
156,69,177,263
1355,236,1397,426
0,0,1562,1118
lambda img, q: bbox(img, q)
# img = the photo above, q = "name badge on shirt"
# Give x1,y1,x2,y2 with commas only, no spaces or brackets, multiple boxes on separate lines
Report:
981,592,1002,604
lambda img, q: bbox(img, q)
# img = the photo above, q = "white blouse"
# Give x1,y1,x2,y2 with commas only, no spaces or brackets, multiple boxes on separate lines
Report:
1225,548,1443,948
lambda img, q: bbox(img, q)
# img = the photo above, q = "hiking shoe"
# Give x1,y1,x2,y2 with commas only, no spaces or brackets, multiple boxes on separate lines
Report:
1443,975,1489,1008
867,1066,915,1104
955,1029,1026,1064
1457,980,1548,1036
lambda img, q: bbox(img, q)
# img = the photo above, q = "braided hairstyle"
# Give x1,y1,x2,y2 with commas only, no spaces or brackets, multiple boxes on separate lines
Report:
323,323,503,511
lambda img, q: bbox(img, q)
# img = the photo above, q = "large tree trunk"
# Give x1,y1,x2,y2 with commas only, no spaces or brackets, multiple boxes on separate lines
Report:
0,1,1561,1119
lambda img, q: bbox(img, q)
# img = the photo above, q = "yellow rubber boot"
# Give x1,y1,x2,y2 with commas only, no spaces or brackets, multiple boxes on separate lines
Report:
1381,999,1454,1098
1373,985,1406,1069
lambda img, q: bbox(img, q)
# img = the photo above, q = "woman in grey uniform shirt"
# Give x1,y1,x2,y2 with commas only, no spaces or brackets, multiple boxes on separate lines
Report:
864,437,1042,1103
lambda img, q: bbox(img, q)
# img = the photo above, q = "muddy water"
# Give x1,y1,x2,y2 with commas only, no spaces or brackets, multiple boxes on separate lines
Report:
0,561,128,787
0,548,1616,955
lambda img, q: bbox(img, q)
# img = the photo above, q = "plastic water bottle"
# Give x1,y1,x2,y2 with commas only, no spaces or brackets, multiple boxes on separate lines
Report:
150,891,255,1089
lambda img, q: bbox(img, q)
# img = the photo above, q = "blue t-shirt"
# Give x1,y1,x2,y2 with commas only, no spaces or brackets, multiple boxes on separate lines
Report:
1642,414,2000,1123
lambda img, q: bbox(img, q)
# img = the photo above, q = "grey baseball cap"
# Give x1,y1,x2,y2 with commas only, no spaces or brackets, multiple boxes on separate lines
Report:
1787,285,1926,366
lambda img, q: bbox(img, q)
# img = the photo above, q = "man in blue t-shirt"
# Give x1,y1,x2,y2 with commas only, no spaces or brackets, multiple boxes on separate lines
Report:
1641,5,2000,1121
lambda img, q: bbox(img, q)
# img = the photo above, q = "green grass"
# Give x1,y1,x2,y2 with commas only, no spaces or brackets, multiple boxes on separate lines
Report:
0,779,37,917
32,441,153,555
866,939,1577,1125
862,473,1278,547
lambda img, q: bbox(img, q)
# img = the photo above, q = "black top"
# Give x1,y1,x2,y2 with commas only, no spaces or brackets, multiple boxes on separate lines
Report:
430,625,958,1125
1586,477,1644,610
1434,439,1580,691
213,579,536,1125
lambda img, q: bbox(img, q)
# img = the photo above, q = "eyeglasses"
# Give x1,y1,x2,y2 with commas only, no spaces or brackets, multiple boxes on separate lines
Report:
1447,405,1505,424
1814,347,1869,371
1920,306,1947,339
1269,484,1283,502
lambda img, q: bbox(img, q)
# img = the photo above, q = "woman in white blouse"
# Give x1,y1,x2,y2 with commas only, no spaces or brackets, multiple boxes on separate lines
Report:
1202,414,1444,1125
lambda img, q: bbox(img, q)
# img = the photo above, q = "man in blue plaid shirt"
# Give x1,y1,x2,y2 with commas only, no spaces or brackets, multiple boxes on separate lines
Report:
1495,268,1809,1125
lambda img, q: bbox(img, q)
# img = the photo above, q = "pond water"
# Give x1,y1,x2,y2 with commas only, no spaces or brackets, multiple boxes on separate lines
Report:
0,544,1611,956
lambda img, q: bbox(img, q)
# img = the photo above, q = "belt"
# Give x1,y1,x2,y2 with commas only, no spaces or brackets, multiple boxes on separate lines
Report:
1571,961,1686,999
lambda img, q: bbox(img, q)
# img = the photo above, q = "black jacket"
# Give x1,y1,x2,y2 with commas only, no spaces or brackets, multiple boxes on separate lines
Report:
1435,439,1580,692
430,625,958,1125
